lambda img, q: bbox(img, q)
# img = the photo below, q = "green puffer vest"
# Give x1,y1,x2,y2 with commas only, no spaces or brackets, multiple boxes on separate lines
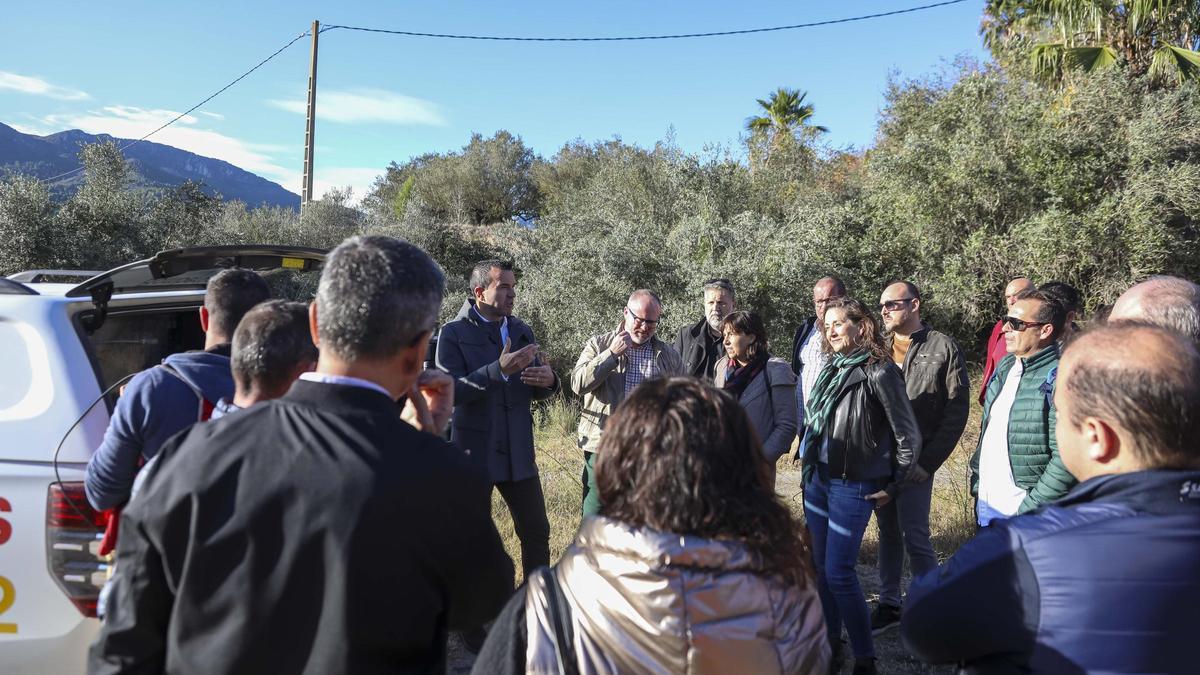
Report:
970,344,1076,512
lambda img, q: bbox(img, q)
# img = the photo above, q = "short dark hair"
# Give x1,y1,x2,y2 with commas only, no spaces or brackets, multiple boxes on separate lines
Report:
469,259,514,292
884,279,921,301
1015,289,1066,339
1062,323,1200,469
702,278,736,299
1038,281,1082,315
231,300,316,394
316,236,445,361
719,310,769,359
204,269,271,338
595,377,814,589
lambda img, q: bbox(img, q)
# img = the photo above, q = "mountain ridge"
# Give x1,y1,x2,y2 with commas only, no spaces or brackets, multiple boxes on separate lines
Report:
0,122,300,209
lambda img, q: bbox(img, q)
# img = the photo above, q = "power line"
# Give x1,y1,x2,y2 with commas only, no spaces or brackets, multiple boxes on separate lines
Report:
320,0,969,42
41,30,311,186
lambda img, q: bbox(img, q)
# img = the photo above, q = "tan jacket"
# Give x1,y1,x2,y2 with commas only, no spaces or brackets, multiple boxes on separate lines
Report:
525,518,830,674
569,330,683,453
713,356,799,463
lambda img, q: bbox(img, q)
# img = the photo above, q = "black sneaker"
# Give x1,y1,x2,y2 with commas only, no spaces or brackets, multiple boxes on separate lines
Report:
461,626,488,655
828,638,846,675
870,602,901,635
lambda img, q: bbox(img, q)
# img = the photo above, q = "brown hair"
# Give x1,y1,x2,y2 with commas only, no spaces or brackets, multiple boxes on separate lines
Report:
821,297,888,363
719,310,769,360
595,377,814,589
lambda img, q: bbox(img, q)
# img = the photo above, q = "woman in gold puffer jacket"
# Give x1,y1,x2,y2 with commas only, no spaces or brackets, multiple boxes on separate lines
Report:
472,377,830,675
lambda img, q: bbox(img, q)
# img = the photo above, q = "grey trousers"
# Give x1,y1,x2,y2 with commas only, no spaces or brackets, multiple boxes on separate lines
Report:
876,475,938,607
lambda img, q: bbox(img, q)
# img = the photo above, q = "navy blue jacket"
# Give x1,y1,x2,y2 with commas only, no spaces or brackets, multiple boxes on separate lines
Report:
902,470,1200,673
436,300,559,483
85,345,234,511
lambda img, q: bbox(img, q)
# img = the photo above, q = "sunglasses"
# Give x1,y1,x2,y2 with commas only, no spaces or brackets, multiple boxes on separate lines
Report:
879,298,915,312
1002,316,1046,331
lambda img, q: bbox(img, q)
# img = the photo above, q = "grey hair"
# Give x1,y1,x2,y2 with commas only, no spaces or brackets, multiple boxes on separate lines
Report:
1131,276,1200,344
469,259,514,292
316,235,445,361
702,278,736,299
231,300,316,393
629,289,663,309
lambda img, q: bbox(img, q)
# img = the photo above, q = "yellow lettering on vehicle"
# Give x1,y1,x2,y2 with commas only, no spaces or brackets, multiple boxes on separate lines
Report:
0,576,15,633
281,257,305,269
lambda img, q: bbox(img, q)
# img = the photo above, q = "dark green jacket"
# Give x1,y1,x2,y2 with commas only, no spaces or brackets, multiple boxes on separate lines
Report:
970,344,1076,512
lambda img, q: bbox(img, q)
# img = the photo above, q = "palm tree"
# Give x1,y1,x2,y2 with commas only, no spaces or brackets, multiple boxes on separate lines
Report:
983,0,1200,86
746,88,827,167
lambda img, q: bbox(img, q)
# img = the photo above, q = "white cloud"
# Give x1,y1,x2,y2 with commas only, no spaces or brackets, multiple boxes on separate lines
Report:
0,71,89,100
198,111,225,121
268,88,446,126
8,121,53,136
41,106,295,186
269,166,384,206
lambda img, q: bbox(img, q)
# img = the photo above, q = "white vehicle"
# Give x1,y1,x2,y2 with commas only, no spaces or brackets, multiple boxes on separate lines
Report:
0,246,324,674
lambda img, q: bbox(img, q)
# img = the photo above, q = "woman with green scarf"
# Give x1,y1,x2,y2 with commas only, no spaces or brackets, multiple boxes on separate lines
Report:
801,298,922,675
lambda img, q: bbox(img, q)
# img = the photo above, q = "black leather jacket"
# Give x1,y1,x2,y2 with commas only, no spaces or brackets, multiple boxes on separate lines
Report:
804,360,922,496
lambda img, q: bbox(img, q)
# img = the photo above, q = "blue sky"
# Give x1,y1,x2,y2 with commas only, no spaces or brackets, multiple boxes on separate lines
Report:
1,1,988,200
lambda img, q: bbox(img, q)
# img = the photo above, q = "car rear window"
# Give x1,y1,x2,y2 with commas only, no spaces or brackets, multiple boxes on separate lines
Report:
84,308,206,393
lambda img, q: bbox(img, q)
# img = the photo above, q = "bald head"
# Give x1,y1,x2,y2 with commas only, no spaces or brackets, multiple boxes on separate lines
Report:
1109,276,1200,344
813,276,846,322
1005,277,1034,309
1056,323,1200,478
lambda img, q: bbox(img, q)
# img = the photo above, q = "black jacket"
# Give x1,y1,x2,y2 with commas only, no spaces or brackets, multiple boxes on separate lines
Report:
88,379,515,675
437,299,559,483
673,317,724,381
889,325,970,474
803,360,922,496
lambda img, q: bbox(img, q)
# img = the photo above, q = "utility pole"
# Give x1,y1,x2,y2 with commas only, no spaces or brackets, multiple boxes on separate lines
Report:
301,20,319,211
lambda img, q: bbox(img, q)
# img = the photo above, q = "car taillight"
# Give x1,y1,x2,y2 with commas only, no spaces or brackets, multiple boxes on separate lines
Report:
46,483,109,618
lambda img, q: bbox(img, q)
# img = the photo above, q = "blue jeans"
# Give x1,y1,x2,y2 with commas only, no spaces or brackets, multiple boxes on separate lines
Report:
804,465,881,659
976,499,1011,527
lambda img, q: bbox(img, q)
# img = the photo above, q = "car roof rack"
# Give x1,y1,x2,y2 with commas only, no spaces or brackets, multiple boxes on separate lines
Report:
0,278,37,295
8,270,105,283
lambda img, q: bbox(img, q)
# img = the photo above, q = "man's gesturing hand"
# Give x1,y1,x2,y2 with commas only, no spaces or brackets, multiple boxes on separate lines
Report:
500,338,539,376
520,362,555,389
609,328,633,356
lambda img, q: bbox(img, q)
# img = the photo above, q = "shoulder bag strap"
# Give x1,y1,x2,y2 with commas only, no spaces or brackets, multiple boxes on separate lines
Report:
538,567,579,675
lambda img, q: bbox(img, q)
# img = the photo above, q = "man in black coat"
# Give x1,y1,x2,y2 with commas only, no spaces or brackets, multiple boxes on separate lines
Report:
89,236,514,675
437,260,557,577
674,278,736,381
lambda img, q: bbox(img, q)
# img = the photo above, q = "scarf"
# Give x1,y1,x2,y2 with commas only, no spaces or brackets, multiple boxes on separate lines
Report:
722,351,769,400
800,348,871,463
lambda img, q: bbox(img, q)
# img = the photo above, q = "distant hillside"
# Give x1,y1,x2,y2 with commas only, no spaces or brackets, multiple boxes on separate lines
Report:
0,122,300,209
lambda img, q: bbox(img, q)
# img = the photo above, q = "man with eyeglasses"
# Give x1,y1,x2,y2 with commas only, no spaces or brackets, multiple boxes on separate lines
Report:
570,289,683,516
674,278,736,381
971,289,1076,527
870,280,969,635
980,277,1035,404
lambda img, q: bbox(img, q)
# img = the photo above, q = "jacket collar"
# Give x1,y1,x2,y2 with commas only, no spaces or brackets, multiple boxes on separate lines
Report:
1055,469,1200,515
455,298,520,331
688,316,721,341
575,516,762,573
280,377,399,418
1020,342,1059,369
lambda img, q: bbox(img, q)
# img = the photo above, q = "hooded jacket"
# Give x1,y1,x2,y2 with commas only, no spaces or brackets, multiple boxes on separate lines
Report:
85,346,234,511
472,517,830,675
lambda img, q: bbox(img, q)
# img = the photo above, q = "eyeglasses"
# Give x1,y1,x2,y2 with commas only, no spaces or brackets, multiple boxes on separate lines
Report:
626,307,660,327
879,298,915,312
1002,316,1046,331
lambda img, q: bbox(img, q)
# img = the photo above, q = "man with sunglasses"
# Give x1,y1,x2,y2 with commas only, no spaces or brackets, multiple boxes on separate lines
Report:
971,289,1076,527
570,289,683,516
870,280,969,635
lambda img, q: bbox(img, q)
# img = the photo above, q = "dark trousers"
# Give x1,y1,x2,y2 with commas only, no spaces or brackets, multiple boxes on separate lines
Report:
876,475,938,607
495,476,551,577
